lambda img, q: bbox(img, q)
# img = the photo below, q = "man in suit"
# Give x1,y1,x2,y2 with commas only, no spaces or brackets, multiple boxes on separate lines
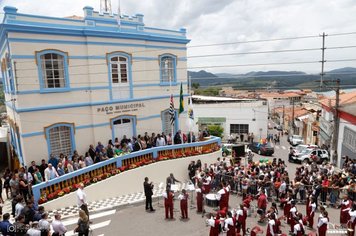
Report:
166,173,180,189
144,177,155,212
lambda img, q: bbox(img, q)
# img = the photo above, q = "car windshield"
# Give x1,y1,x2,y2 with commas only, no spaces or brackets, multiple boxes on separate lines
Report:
293,135,303,140
300,149,313,155
262,143,273,148
296,145,307,152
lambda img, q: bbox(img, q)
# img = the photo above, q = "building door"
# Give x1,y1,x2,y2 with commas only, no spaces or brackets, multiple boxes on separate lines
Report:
110,56,130,100
113,118,134,140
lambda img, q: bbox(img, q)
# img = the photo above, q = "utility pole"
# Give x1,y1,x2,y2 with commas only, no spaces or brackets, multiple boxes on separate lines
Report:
320,32,327,89
100,0,112,14
282,105,285,128
291,99,295,135
316,79,341,165
332,79,340,165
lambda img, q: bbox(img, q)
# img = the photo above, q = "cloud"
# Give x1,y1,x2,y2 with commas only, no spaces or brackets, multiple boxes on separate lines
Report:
1,0,356,73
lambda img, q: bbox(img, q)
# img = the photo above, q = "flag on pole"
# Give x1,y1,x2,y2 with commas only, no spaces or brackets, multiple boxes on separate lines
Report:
117,0,121,27
188,96,194,121
169,94,175,125
179,82,184,114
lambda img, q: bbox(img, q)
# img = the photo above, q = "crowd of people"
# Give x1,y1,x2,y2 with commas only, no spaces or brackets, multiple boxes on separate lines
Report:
181,153,356,236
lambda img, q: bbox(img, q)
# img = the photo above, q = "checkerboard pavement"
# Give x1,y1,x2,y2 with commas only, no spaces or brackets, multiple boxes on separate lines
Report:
46,182,167,219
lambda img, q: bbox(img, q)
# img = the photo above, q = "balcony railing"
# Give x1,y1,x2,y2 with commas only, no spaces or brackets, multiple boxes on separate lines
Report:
32,136,221,204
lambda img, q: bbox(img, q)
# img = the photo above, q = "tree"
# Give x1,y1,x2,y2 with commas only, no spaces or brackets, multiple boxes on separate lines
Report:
207,125,224,138
192,82,200,89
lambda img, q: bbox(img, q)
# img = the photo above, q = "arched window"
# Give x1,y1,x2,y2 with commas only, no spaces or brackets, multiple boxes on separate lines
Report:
107,52,132,100
36,50,69,92
159,54,177,85
45,123,75,157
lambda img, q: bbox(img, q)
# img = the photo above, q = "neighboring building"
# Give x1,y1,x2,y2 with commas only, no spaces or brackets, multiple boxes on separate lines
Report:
191,95,268,142
0,6,189,167
319,92,356,166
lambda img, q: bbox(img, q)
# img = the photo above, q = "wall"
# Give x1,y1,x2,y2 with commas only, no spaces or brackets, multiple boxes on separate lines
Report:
337,119,356,167
192,101,268,140
42,150,220,210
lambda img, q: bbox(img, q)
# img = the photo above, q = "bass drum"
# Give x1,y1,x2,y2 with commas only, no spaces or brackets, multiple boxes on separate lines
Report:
205,193,219,207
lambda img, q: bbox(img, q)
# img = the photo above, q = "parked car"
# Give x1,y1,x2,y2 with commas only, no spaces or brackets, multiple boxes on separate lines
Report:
290,135,304,146
292,148,329,164
274,125,283,131
249,142,274,156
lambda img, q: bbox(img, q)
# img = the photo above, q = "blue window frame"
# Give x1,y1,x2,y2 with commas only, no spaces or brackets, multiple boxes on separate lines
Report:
159,54,177,86
1,53,15,94
45,123,76,157
36,49,70,93
107,52,133,100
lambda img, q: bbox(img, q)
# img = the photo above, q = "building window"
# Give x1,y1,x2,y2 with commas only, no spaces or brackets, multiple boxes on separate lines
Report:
46,124,75,157
107,52,132,100
110,56,128,85
230,124,249,134
36,50,69,92
1,53,15,94
159,54,177,85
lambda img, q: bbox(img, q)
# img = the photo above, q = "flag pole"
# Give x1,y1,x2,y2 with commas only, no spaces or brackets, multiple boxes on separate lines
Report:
169,74,175,157
188,76,192,143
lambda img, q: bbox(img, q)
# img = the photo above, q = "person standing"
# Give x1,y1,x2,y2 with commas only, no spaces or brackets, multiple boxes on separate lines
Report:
216,182,230,211
143,177,155,212
307,197,317,229
76,183,90,222
317,211,329,236
207,213,220,236
257,189,267,223
0,213,13,236
340,195,352,227
178,189,189,219
44,164,58,181
163,187,174,220
224,211,236,236
75,209,89,236
196,182,204,213
52,213,67,236
266,213,278,236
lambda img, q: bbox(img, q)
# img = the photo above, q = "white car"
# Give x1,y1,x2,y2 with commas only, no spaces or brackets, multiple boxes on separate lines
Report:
293,144,318,156
290,135,304,146
293,149,329,164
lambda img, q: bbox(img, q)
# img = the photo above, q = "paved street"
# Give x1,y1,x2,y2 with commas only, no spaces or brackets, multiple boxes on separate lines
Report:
56,126,345,236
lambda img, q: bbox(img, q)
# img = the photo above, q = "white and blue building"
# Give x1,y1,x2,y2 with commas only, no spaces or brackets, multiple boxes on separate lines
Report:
0,6,189,167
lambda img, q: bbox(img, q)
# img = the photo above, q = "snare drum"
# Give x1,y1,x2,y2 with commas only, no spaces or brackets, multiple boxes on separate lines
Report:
205,193,219,207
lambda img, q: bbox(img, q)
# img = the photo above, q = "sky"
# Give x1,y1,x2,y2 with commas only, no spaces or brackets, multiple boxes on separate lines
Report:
1,0,356,74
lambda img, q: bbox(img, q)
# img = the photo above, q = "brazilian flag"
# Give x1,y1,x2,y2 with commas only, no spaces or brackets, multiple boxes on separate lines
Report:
179,82,184,114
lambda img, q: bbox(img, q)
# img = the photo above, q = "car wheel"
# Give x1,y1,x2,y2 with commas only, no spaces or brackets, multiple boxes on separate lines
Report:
258,150,261,155
303,159,310,164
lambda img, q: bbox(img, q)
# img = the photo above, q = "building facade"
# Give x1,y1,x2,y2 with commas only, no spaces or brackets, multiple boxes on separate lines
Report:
0,6,189,167
319,92,356,166
191,95,268,141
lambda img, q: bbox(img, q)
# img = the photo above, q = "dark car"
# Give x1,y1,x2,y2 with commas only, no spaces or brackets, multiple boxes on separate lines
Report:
249,142,274,156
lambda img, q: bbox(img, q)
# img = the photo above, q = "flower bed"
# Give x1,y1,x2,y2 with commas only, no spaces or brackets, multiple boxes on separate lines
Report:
38,145,220,204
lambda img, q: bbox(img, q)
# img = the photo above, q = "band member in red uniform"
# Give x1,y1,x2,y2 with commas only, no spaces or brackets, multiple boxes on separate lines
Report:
236,204,247,236
217,182,230,211
293,214,305,236
257,189,268,223
163,186,174,219
317,211,329,236
196,182,204,213
266,213,278,236
341,195,352,227
348,204,356,236
202,173,212,194
288,201,298,232
283,192,294,218
307,197,317,229
207,213,221,236
224,211,236,236
178,189,189,219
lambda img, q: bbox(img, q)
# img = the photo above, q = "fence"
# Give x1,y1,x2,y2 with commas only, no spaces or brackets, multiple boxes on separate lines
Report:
32,136,221,204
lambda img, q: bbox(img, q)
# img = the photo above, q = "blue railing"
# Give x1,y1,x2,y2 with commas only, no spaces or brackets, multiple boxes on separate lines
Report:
32,136,221,203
